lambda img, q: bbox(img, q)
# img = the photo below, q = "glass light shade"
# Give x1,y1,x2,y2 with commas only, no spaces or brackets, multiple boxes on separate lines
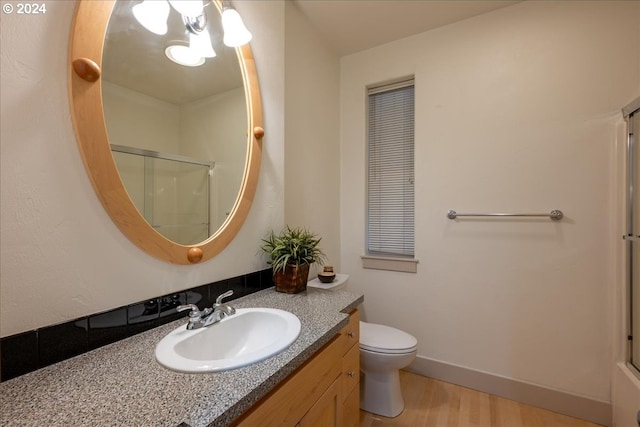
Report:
132,0,170,35
168,0,204,17
222,7,252,47
189,31,216,58
165,44,205,67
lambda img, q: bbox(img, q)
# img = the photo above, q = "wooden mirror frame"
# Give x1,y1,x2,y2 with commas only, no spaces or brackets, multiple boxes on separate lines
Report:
68,0,264,265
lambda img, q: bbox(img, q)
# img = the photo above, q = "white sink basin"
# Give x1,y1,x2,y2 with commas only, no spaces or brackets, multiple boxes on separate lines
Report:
155,308,301,373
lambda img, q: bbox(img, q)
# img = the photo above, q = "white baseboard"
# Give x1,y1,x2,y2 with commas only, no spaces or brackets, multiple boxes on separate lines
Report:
406,355,611,427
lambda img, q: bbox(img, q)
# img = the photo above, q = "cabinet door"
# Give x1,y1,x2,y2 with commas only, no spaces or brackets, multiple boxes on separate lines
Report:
233,336,342,427
342,387,360,427
300,379,342,427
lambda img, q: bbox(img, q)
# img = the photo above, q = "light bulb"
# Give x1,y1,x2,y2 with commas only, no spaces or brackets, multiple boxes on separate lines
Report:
132,0,170,35
168,0,204,17
165,44,205,67
189,30,216,58
222,7,252,47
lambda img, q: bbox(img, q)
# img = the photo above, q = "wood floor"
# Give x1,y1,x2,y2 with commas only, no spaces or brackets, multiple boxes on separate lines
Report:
360,371,604,427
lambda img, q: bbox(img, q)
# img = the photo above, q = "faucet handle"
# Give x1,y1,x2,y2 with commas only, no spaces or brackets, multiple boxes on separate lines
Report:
176,304,201,318
177,304,205,329
215,290,234,305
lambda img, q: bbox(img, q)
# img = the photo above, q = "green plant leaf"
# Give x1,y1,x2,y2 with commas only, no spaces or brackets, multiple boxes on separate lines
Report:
260,226,326,273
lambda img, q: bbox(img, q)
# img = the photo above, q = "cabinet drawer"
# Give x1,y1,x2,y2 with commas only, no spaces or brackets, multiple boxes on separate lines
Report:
342,343,360,401
339,309,359,354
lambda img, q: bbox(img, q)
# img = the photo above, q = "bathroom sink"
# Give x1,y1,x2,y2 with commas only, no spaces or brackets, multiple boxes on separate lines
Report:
155,308,301,373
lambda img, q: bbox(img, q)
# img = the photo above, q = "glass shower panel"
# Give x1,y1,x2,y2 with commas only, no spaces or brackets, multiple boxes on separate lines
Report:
112,151,145,214
633,111,640,233
633,240,640,369
111,147,212,246
148,157,210,245
631,111,640,371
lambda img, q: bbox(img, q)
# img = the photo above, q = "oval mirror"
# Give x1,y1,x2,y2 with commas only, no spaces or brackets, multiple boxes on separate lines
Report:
69,0,263,265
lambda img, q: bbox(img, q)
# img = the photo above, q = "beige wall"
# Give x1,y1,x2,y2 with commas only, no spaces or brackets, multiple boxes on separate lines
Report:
103,81,181,220
102,81,181,153
0,0,285,337
283,2,341,276
181,87,247,231
340,0,639,403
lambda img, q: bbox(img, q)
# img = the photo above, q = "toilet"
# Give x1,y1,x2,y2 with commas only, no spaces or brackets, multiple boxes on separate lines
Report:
307,274,418,417
359,321,418,417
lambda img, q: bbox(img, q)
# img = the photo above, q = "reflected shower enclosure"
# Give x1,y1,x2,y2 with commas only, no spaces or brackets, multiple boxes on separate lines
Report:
623,96,640,376
112,145,214,245
99,0,249,251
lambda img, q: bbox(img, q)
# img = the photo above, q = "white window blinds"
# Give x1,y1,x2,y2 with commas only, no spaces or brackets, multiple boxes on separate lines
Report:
366,79,415,258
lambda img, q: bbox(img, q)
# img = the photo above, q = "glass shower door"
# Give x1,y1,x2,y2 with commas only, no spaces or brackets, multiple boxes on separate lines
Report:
112,146,213,246
626,104,640,373
146,157,211,245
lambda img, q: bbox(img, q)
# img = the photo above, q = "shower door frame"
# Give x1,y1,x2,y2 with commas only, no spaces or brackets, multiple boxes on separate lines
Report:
624,96,640,377
110,144,215,241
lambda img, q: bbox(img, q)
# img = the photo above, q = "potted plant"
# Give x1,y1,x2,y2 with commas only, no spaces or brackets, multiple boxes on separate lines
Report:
261,226,326,293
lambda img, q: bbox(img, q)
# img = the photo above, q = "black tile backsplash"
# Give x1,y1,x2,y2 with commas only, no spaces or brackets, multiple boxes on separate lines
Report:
158,292,187,321
0,268,273,382
186,285,211,310
1,331,38,380
88,307,129,350
127,298,161,336
38,318,88,368
245,271,263,293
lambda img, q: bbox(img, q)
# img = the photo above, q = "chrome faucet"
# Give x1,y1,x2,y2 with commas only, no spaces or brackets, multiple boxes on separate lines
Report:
176,290,236,330
209,290,236,323
176,303,211,330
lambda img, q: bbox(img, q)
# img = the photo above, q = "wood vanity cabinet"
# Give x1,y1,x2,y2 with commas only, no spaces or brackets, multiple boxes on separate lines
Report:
233,309,360,427
338,309,360,427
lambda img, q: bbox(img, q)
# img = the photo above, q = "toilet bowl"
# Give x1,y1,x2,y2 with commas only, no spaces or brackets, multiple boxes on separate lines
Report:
359,321,417,418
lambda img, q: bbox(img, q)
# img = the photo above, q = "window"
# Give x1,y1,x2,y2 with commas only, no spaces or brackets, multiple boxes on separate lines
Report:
364,79,417,272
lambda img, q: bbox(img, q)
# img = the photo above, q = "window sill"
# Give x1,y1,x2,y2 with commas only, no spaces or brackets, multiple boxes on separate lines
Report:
361,255,418,273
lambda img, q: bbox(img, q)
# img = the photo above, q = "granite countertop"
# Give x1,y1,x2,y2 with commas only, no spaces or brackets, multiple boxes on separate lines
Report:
0,288,363,427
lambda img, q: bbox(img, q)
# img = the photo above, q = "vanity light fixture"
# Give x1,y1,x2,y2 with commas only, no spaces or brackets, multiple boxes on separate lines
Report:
189,30,217,58
165,13,215,66
221,2,252,47
134,0,250,67
132,0,170,35
185,13,216,58
167,0,204,18
165,42,206,67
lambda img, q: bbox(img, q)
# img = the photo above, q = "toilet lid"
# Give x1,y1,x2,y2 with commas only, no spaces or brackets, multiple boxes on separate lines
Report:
359,321,417,354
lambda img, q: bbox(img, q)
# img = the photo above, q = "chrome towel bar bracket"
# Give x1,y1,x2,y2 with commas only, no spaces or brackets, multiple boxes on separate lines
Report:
447,210,564,220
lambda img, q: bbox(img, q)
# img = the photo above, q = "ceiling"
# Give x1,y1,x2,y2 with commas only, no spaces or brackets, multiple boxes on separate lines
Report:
102,1,521,104
292,0,521,56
